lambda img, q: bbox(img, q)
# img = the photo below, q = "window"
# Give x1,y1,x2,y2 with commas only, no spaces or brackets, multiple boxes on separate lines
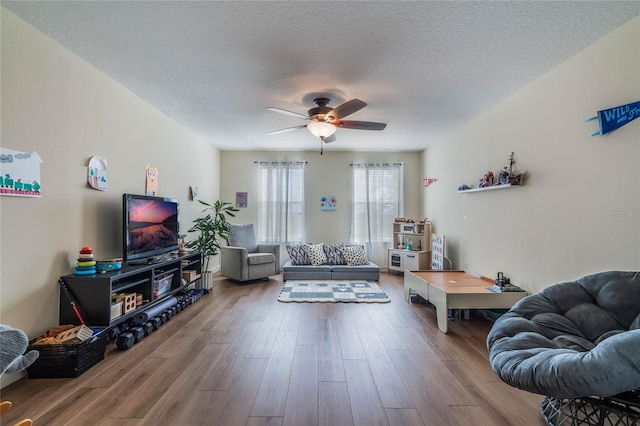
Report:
351,163,404,265
256,161,305,245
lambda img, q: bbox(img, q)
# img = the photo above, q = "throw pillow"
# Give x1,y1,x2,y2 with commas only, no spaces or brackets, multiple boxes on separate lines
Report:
305,243,328,266
323,243,346,265
286,244,311,265
341,245,369,266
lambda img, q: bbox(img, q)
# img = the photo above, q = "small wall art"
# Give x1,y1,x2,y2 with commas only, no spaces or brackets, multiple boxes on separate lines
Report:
87,155,107,191
321,195,336,211
236,191,248,208
423,177,437,187
190,185,198,200
146,166,158,196
0,147,43,198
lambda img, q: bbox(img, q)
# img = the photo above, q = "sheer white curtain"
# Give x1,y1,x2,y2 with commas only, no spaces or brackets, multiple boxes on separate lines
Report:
351,163,404,266
256,161,305,253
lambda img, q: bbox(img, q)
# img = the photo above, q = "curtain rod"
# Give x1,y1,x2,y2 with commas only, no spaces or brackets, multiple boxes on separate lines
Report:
349,162,403,166
254,161,308,164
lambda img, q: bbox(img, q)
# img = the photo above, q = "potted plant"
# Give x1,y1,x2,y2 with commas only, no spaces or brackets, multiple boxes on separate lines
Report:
185,200,239,287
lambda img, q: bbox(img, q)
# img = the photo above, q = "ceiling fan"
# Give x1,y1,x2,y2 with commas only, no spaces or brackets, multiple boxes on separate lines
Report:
266,97,386,154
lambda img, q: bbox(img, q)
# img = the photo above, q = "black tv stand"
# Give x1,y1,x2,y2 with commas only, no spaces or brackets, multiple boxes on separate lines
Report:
59,251,202,328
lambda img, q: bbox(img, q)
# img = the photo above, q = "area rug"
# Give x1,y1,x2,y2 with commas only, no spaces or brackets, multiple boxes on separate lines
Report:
278,280,390,303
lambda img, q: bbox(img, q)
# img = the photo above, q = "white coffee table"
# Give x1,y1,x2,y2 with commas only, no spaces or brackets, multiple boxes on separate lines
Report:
404,270,528,333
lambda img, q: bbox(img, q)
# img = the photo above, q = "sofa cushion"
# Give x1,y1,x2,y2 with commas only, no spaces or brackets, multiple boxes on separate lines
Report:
247,253,275,265
341,245,369,266
323,243,346,265
286,244,310,265
282,260,332,280
305,243,328,266
331,262,380,281
283,261,331,273
227,224,258,253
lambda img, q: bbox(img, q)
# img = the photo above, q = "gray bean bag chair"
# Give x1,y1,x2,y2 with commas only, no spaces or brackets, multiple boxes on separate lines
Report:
487,271,640,398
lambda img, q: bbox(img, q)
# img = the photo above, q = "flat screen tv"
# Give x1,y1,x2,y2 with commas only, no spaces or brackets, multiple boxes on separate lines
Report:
123,193,179,264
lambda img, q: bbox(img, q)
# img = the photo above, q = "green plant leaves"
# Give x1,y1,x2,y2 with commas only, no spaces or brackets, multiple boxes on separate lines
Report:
185,200,239,271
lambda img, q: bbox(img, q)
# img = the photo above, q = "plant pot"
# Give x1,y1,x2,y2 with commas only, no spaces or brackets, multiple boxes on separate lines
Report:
199,270,214,290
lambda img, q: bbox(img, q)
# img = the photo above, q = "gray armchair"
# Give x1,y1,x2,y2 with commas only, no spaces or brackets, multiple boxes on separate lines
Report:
220,224,280,282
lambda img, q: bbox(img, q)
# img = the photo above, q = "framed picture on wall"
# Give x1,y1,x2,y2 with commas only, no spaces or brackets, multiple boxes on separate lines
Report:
321,195,336,211
236,192,248,208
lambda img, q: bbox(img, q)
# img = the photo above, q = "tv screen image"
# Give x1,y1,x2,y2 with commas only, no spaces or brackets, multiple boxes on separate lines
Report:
123,194,179,263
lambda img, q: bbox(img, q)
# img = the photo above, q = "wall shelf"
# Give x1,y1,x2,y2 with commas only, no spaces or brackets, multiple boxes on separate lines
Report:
457,184,519,193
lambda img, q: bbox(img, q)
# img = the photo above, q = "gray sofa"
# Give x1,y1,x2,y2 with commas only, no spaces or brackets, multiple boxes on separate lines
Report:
282,243,380,281
283,260,380,281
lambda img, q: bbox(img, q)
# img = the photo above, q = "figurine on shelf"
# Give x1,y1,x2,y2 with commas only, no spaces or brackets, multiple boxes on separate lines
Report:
507,152,524,185
479,171,494,188
498,167,510,185
178,234,187,255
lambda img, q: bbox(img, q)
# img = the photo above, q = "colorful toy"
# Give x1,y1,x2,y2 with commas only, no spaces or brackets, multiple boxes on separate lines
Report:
74,246,96,275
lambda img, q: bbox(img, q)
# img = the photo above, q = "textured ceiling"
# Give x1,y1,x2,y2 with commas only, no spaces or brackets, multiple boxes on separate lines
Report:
3,1,639,152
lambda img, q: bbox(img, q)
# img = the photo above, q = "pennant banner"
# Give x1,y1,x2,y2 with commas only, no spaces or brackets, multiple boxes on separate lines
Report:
587,100,640,136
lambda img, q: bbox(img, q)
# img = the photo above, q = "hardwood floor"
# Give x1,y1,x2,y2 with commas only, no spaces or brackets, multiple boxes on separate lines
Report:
1,273,546,425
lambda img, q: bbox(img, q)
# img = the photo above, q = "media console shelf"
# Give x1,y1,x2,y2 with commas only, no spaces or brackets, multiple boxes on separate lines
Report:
59,251,202,327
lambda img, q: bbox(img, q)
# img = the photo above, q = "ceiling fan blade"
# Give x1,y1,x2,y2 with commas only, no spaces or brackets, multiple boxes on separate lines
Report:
323,134,336,143
337,120,387,131
327,99,367,120
266,107,308,120
267,124,307,135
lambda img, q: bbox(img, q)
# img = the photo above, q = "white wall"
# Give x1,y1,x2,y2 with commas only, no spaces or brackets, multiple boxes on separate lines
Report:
0,9,220,386
422,16,640,293
220,150,423,247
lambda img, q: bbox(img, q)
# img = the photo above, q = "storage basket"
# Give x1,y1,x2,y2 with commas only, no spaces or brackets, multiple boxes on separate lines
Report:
153,273,173,297
26,327,110,378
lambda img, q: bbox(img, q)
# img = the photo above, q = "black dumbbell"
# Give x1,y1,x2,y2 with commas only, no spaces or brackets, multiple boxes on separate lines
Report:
118,322,129,333
116,332,135,350
160,312,168,324
142,321,154,336
165,309,174,320
131,326,145,343
109,327,121,341
152,317,162,330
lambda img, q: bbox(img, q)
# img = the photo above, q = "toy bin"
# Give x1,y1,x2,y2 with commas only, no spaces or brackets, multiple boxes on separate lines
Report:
153,273,173,297
26,327,110,378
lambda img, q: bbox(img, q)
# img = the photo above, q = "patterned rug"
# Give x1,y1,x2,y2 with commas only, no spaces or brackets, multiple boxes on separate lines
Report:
278,280,390,303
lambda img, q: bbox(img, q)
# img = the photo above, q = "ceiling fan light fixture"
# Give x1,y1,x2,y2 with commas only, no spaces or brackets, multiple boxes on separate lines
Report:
307,121,337,139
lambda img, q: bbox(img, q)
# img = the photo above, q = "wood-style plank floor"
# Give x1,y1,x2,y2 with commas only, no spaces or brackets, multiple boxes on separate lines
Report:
1,273,546,426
